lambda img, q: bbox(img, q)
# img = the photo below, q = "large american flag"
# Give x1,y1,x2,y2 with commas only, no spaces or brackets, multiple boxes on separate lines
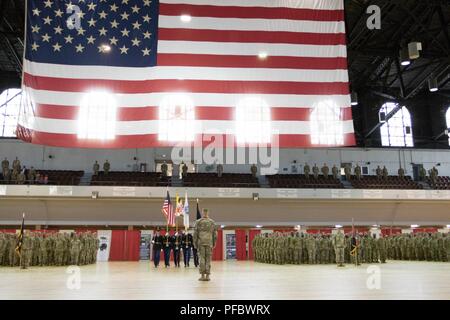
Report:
18,0,355,148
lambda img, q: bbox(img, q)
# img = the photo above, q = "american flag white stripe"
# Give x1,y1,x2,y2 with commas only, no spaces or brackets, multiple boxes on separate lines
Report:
159,0,345,10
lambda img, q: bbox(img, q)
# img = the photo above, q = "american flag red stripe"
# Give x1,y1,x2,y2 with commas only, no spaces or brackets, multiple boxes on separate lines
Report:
162,190,175,227
19,0,355,148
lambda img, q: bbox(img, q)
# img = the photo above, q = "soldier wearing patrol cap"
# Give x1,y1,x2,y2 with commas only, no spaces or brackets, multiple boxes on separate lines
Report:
193,208,217,281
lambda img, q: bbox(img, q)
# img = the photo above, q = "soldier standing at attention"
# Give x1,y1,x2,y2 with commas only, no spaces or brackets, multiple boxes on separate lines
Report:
250,164,258,178
312,164,319,180
319,234,328,264
354,163,362,180
93,161,100,176
344,164,351,181
304,163,310,179
306,234,316,264
321,163,329,179
12,157,21,172
70,233,81,265
1,157,9,177
332,165,339,180
377,235,387,263
151,229,163,268
172,231,182,267
398,167,405,179
181,162,188,179
332,229,346,267
181,230,193,267
193,208,217,281
382,166,388,180
20,231,34,269
103,160,110,176
418,166,427,181
161,161,168,178
376,166,382,180
217,163,223,178
163,231,171,267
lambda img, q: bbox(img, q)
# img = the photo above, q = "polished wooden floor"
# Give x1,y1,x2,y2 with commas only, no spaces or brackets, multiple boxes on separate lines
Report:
1,261,449,300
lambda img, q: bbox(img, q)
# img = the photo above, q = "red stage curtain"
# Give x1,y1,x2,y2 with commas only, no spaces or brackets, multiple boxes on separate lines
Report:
109,230,140,261
235,229,247,260
0,229,18,233
413,228,438,234
248,229,261,260
212,229,223,261
381,228,402,236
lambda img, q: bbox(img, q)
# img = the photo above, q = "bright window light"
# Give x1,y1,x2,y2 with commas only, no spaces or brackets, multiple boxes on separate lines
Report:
78,91,117,140
411,224,419,228
258,52,268,59
335,224,343,228
180,15,191,22
158,94,195,142
256,225,262,228
379,103,413,147
310,100,344,145
235,97,271,144
0,88,22,137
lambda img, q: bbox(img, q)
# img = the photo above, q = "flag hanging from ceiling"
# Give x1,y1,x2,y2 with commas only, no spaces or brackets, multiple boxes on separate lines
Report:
19,0,355,148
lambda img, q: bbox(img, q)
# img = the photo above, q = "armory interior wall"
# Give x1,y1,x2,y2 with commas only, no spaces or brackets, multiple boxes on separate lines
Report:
1,139,450,176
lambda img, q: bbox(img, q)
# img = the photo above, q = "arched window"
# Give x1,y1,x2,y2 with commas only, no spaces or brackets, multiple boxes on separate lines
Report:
77,92,117,140
446,107,450,146
310,100,344,145
0,88,22,137
235,97,271,144
158,94,195,142
379,103,413,147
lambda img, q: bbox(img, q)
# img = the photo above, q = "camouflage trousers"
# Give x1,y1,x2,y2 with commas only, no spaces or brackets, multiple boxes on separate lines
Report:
307,248,316,264
335,247,344,265
198,245,212,275
39,250,47,266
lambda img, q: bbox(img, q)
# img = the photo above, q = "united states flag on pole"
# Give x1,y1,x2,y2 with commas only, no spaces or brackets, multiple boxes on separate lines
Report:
162,190,175,226
19,0,355,148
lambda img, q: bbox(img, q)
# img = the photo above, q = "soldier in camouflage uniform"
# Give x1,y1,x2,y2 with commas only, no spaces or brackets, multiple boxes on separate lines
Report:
319,234,329,264
70,233,81,265
54,234,65,266
377,235,387,263
444,233,450,262
32,233,40,266
8,234,17,266
332,229,346,267
344,234,351,263
306,234,316,264
20,231,33,269
0,233,6,265
292,233,301,264
193,208,217,281
423,233,432,261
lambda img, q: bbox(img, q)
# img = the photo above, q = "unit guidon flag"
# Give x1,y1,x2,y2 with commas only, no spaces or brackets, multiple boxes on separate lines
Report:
19,0,355,148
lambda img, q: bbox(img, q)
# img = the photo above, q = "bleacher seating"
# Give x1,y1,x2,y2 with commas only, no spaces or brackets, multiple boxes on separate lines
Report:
90,171,169,186
182,173,259,188
267,174,344,189
350,175,422,189
426,176,450,190
38,170,84,185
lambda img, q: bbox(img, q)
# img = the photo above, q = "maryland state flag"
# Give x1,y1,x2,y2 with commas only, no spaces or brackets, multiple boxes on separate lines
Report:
175,193,184,217
15,213,25,257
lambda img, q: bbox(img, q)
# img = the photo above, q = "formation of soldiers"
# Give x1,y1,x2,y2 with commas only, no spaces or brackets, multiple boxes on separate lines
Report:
152,230,199,268
93,160,110,175
253,232,450,265
0,231,99,268
1,157,47,184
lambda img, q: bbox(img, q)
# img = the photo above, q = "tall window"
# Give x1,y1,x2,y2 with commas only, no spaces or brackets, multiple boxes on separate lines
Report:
77,92,117,140
0,88,22,137
310,100,344,145
158,94,195,142
235,97,271,144
379,103,413,147
446,107,450,146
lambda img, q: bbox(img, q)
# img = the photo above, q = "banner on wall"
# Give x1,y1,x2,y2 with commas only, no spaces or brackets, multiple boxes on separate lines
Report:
140,230,152,261
97,230,112,262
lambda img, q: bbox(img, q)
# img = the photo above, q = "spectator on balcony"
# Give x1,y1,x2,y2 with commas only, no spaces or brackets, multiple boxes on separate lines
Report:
44,175,49,185
217,163,223,178
11,168,19,183
251,164,258,178
376,166,382,180
382,166,388,179
181,162,188,179
321,163,329,179
419,166,427,181
354,163,362,180
12,157,21,172
429,167,438,184
3,167,10,183
332,165,339,180
304,163,310,179
398,167,405,179
1,157,9,177
103,160,110,175
344,164,351,181
28,166,36,183
93,161,100,176
161,161,168,178
312,164,319,180
35,172,41,184
17,171,26,185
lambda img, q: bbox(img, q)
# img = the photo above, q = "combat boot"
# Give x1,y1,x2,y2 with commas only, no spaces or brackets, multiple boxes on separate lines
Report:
198,274,205,281
205,274,210,281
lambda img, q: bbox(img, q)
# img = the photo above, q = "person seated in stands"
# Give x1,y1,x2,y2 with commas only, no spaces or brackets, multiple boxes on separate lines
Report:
43,175,49,185
2,167,11,183
10,168,19,183
321,163,329,179
398,167,405,179
35,172,41,184
217,163,223,178
312,164,319,180
376,166,382,179
382,166,388,179
251,164,258,178
354,163,362,180
17,170,26,185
